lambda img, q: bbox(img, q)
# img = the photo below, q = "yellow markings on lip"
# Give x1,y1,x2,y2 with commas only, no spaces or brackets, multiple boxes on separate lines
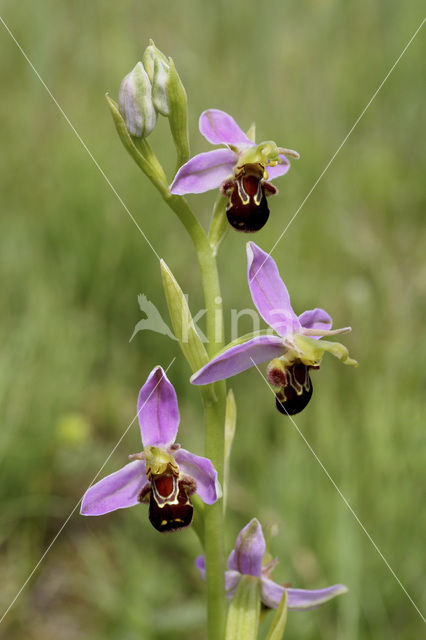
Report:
161,518,184,526
236,178,250,205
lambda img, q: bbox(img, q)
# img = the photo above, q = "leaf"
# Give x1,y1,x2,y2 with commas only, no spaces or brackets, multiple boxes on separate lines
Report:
265,589,288,640
167,58,190,169
223,389,236,513
225,576,261,640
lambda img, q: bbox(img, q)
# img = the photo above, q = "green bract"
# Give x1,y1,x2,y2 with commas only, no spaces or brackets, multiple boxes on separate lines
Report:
160,259,209,373
265,590,288,640
225,575,261,640
208,195,229,255
223,389,236,514
167,57,190,168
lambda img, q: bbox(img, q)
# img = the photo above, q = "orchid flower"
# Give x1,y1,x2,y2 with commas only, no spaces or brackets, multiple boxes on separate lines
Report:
191,242,357,415
196,518,347,610
81,366,220,532
170,109,299,232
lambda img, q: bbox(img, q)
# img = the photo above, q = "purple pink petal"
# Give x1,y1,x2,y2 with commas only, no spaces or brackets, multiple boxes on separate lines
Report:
266,154,290,179
137,366,179,447
191,334,284,385
286,585,348,610
80,460,147,516
199,109,253,146
170,148,236,195
261,580,348,610
247,242,301,336
299,308,333,335
174,447,221,505
227,518,265,578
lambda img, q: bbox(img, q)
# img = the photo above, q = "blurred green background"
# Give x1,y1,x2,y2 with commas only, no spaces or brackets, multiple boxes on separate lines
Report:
0,1,425,638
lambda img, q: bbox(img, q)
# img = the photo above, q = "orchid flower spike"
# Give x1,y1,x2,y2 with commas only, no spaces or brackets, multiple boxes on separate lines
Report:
192,242,357,415
81,366,221,532
196,518,347,610
170,109,299,232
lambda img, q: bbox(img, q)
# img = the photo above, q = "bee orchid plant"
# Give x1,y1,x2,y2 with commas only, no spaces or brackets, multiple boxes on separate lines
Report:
83,41,357,640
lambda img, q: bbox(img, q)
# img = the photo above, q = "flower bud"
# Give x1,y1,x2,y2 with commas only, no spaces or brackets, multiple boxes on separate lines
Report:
142,41,169,83
152,57,170,116
142,41,189,165
143,42,170,116
118,62,157,138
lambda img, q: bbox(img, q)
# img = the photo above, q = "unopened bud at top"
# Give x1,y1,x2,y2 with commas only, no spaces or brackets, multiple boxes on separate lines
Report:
152,57,170,116
143,41,189,165
143,42,170,117
118,62,157,138
143,41,169,83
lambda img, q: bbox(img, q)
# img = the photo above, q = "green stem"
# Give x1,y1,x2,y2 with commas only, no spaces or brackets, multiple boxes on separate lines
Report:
119,127,227,637
107,97,222,347
203,383,226,639
141,155,224,353
165,195,227,639
150,167,227,640
165,196,227,639
165,194,224,352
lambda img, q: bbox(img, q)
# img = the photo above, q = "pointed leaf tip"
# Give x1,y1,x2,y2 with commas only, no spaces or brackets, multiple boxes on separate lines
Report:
160,260,209,374
265,589,288,640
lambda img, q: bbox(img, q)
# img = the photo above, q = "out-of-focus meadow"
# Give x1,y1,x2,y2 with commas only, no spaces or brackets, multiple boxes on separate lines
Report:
0,1,425,638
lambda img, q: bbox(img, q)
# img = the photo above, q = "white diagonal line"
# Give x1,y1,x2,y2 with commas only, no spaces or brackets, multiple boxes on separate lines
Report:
0,15,161,262
250,358,426,624
0,358,176,625
251,17,425,284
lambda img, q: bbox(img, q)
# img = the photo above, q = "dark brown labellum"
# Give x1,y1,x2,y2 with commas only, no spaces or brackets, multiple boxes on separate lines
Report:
223,163,276,233
148,474,193,533
226,175,270,232
275,362,313,415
